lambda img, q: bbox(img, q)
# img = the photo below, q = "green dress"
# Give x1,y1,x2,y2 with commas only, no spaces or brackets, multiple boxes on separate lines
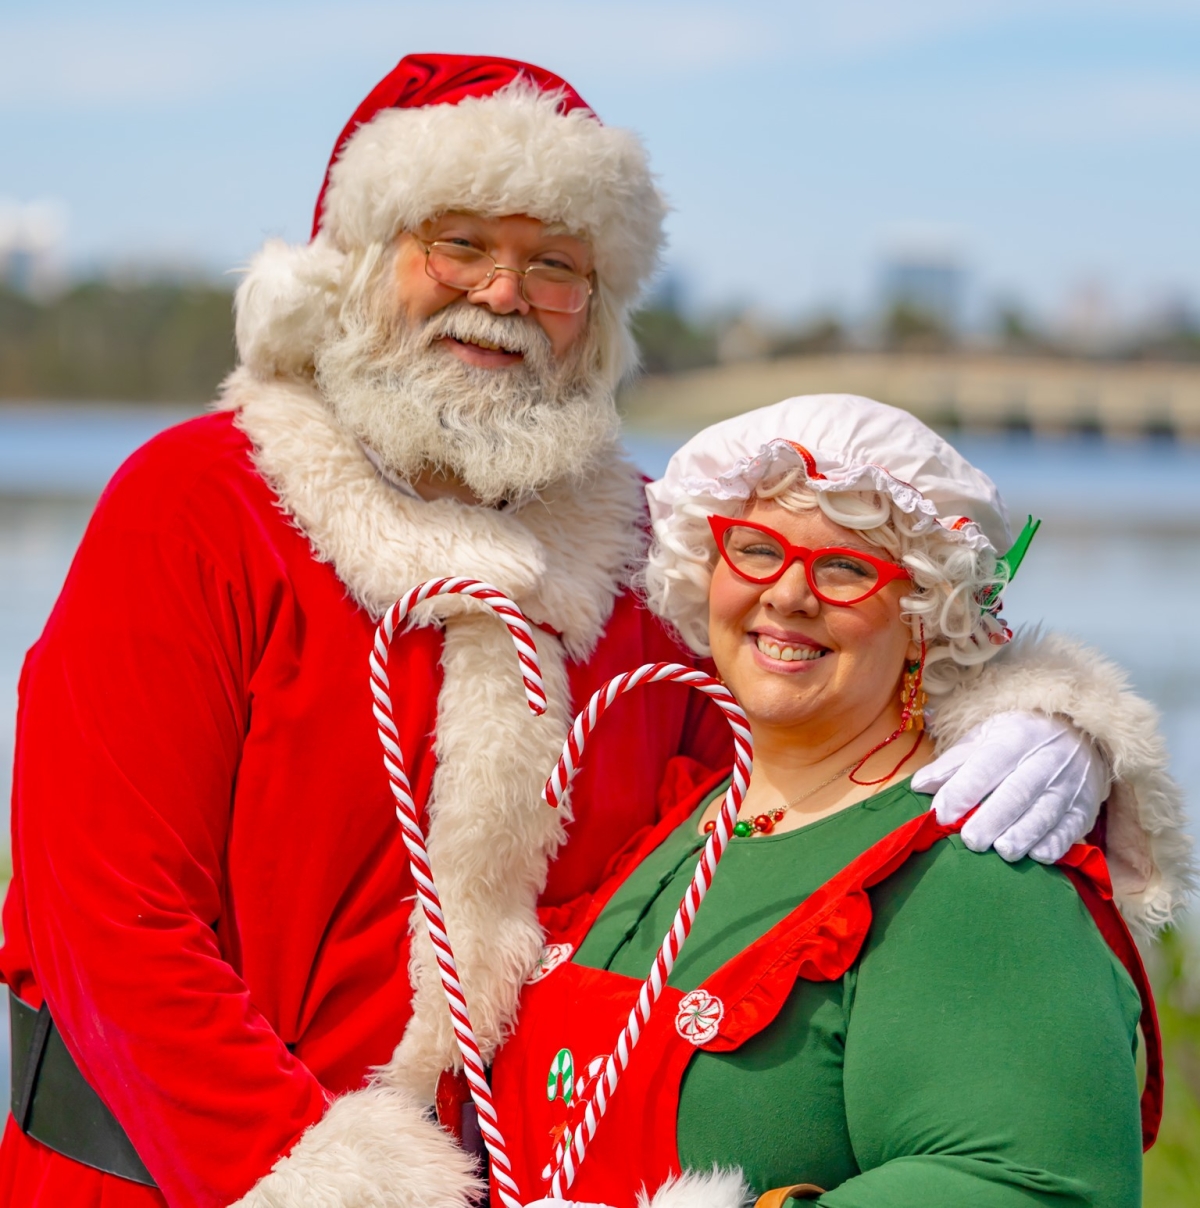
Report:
574,780,1144,1207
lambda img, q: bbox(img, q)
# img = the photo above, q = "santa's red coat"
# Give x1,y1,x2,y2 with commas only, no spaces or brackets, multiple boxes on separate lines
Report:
0,411,730,1208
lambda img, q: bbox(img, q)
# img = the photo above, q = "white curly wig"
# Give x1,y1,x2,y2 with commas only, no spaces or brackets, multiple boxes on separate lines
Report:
640,395,1021,696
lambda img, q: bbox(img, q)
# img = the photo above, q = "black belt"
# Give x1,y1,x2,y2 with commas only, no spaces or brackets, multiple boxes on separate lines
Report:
8,989,156,1186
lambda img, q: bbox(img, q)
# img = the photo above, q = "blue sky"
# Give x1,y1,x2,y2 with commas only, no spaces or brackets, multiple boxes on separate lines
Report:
2,1,1199,324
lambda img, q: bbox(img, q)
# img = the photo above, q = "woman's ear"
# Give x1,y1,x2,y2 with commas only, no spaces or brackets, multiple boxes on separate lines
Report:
904,629,922,663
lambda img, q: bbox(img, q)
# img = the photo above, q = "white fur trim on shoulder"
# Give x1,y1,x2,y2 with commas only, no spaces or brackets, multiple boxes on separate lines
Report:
931,628,1197,938
234,237,347,377
638,1168,753,1208
229,1084,479,1208
322,81,666,305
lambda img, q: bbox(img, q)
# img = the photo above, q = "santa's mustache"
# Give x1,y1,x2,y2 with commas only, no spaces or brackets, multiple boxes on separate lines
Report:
415,302,556,376
314,292,616,506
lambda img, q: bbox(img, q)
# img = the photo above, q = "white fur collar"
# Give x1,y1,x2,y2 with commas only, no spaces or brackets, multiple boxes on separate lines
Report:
217,367,646,661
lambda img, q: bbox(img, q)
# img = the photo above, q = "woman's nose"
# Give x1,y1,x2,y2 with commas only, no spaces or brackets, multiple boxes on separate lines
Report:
466,266,530,315
762,561,820,616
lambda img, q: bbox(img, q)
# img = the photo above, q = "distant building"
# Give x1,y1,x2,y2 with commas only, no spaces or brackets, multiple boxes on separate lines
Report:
0,200,67,297
879,251,965,332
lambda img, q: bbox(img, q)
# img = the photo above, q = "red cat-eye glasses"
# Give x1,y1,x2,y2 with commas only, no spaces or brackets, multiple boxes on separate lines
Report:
707,515,912,606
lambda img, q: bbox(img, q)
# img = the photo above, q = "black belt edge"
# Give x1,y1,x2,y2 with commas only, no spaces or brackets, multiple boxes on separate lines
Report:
8,988,157,1186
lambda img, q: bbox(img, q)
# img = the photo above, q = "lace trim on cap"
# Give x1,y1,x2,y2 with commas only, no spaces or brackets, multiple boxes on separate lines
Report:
677,438,995,554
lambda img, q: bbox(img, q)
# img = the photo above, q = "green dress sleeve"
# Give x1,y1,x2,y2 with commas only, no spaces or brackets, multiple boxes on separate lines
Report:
816,836,1145,1208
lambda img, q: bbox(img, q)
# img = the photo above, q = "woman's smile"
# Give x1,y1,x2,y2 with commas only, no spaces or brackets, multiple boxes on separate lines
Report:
750,628,829,668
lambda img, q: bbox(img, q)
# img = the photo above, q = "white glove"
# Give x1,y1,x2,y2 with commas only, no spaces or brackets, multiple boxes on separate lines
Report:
911,711,1109,864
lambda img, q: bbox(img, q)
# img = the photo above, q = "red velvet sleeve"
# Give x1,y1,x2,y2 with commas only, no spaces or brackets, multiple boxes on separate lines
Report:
10,509,326,1206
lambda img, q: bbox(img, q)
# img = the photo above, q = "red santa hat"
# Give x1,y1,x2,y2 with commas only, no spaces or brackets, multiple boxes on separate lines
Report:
234,53,667,378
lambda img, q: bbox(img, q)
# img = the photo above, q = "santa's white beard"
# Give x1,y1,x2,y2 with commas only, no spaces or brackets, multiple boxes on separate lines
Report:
314,301,619,506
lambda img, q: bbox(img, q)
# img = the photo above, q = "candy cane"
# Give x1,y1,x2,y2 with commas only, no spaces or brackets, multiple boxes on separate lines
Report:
544,1054,606,1182
542,664,752,1198
370,577,545,1208
546,1048,575,1105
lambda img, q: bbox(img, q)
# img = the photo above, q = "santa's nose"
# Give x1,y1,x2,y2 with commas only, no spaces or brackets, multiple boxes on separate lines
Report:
467,268,530,316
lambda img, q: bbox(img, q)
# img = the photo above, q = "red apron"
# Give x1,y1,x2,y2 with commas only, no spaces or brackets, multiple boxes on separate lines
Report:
490,796,1163,1208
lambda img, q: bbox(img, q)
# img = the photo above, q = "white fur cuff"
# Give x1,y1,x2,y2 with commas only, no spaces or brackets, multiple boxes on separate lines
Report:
931,629,1197,938
638,1169,753,1208
229,1085,480,1208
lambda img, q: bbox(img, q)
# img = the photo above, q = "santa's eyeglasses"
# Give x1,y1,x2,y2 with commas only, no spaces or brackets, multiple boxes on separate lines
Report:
416,239,594,315
707,515,912,605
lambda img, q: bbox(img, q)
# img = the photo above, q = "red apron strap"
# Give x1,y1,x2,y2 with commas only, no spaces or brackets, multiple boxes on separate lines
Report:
1057,844,1163,1151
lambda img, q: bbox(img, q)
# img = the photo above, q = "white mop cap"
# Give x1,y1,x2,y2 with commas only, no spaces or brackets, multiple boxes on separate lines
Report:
645,394,1011,555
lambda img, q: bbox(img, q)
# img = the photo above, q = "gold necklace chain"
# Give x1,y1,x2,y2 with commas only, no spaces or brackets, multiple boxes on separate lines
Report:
780,757,864,812
739,756,860,825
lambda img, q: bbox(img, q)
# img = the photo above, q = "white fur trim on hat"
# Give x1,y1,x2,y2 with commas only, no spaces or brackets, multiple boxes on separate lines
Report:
647,394,1012,555
233,237,347,377
322,80,666,305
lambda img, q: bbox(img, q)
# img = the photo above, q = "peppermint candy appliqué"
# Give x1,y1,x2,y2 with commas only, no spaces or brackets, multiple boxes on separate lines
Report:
674,989,724,1045
527,943,574,984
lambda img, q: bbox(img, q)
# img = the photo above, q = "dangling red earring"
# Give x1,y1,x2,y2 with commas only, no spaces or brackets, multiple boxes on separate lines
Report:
900,640,928,733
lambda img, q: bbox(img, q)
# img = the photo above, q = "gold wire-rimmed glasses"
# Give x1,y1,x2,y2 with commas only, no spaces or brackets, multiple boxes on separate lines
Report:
415,238,594,315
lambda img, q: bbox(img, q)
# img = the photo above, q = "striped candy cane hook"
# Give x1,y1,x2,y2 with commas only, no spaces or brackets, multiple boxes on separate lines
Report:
370,577,546,1208
542,663,752,1198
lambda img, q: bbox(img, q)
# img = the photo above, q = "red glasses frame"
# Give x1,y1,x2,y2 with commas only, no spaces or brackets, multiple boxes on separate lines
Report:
707,515,912,605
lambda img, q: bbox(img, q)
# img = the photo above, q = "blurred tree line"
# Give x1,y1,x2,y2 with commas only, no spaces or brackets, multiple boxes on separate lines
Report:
0,280,236,402
635,298,1200,368
2,280,1200,403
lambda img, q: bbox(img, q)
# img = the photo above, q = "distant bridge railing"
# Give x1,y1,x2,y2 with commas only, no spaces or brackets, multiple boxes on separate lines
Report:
620,353,1200,440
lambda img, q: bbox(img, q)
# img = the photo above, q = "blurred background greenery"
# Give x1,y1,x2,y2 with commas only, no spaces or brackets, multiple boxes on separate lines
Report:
2,279,1199,406
1145,930,1200,1199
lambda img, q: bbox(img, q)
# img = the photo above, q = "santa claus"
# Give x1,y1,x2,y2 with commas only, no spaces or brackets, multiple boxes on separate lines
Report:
0,53,1190,1208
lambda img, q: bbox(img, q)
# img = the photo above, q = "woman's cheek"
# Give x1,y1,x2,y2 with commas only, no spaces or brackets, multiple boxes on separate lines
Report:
706,574,748,675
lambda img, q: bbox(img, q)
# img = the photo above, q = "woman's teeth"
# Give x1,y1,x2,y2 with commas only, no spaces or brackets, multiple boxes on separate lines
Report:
755,635,824,662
